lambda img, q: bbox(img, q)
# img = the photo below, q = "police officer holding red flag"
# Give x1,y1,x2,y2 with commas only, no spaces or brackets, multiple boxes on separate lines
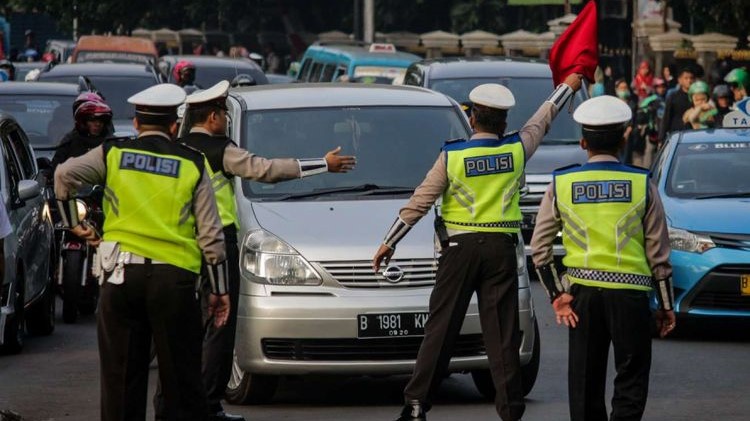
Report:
372,73,582,421
531,95,676,421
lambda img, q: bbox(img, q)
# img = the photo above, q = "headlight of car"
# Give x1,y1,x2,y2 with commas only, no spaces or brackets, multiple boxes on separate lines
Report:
241,229,322,286
668,227,715,253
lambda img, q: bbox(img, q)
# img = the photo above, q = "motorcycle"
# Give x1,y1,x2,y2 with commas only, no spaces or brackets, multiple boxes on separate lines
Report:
55,185,104,324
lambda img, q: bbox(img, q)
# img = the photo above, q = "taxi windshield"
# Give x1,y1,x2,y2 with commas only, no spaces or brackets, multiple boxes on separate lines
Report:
429,77,584,143
666,141,750,199
240,106,469,200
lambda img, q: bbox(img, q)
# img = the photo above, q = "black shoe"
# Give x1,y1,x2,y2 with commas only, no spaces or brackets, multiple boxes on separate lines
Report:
207,411,246,421
394,400,427,421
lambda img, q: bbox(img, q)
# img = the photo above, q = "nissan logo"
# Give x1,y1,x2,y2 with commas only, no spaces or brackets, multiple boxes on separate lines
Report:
382,265,405,283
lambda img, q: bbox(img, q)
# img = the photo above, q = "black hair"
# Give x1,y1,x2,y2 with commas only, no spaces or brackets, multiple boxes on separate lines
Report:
472,105,507,134
583,126,625,154
678,67,695,77
188,104,222,125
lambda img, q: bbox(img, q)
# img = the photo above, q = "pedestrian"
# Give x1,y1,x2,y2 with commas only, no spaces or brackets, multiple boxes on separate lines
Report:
634,92,663,168
631,60,654,101
724,67,749,103
0,59,15,81
151,80,356,421
54,83,230,421
682,81,717,130
658,67,695,142
531,95,676,421
661,63,677,90
372,73,584,421
614,78,637,163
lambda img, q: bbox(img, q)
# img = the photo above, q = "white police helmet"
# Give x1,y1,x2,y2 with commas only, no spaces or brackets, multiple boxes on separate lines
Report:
469,83,515,110
573,95,632,127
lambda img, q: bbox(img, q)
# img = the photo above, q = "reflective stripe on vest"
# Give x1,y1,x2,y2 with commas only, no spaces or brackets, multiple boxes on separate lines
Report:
554,162,652,290
441,135,525,233
209,167,239,228
103,146,203,273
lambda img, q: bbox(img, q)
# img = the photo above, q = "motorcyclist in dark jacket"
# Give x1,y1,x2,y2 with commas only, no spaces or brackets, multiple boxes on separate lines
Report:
51,99,113,173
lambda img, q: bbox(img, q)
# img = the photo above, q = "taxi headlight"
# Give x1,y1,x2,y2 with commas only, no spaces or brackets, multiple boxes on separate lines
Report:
76,199,88,221
241,229,322,286
668,227,715,253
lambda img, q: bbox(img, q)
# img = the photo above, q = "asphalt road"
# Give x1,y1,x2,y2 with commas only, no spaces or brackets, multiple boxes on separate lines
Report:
1,283,749,421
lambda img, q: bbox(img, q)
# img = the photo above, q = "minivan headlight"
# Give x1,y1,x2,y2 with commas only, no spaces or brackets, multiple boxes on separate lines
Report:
241,229,322,286
668,227,715,253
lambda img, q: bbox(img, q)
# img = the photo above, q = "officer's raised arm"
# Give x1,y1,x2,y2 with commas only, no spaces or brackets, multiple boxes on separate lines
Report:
223,144,356,182
519,73,583,159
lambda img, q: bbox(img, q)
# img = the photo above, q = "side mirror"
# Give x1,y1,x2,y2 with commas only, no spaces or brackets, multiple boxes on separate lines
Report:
18,179,41,201
37,157,52,171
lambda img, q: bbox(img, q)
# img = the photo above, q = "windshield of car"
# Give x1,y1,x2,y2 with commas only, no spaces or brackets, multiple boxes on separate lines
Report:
0,95,75,147
38,75,157,119
429,77,583,142
192,65,258,88
353,66,407,80
666,141,750,199
241,106,470,200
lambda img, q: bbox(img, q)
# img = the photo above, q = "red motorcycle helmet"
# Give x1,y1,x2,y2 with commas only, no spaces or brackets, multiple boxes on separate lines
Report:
74,101,113,132
172,60,196,85
73,92,105,114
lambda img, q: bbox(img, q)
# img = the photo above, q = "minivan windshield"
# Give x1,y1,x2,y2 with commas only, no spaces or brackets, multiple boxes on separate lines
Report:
429,77,583,142
241,106,470,200
0,95,75,147
666,141,750,199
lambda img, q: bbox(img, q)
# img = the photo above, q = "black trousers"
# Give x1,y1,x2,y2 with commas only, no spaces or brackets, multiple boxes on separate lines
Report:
568,284,652,421
404,232,524,421
98,263,206,421
201,233,240,412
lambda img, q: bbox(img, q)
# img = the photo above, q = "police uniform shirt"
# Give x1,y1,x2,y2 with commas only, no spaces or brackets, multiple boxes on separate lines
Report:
398,97,564,228
530,154,672,281
188,127,301,182
54,131,226,265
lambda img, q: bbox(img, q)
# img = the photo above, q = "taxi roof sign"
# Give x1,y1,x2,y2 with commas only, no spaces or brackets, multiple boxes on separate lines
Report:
368,43,397,53
723,97,750,128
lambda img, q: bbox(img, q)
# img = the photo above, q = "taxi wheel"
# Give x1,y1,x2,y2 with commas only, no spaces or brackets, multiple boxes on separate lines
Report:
225,351,278,405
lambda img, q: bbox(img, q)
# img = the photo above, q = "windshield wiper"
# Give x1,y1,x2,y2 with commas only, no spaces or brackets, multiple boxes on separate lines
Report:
275,184,414,201
694,192,750,200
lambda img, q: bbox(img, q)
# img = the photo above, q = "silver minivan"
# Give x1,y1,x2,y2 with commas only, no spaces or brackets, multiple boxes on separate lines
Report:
223,84,539,404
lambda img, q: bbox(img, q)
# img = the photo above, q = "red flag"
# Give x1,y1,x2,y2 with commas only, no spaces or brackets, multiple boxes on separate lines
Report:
549,0,598,87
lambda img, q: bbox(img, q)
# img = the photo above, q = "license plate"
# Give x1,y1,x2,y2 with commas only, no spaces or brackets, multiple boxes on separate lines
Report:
357,312,429,338
741,275,750,296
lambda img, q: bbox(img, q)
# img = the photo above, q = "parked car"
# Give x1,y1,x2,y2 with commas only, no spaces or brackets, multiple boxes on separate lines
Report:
649,105,750,321
295,43,421,84
220,83,540,404
71,35,158,65
0,82,86,160
0,113,55,354
158,55,268,88
403,56,589,269
37,63,162,136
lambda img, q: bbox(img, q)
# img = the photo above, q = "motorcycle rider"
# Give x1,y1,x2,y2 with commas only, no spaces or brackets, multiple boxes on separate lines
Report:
51,99,113,173
0,59,16,81
173,60,200,94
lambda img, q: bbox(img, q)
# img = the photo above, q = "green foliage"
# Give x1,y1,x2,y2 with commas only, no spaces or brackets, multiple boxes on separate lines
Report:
450,0,506,34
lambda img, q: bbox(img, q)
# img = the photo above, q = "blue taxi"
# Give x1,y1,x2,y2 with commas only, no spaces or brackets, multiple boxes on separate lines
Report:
652,99,750,319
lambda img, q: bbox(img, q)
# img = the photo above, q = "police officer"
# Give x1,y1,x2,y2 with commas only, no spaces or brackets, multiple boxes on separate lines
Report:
171,80,355,421
372,73,583,421
530,95,676,421
54,83,230,421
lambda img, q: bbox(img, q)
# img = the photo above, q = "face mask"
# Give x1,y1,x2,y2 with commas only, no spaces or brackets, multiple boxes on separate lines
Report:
617,90,630,99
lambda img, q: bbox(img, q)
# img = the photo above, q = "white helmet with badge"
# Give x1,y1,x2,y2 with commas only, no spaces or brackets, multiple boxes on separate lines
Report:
573,95,632,128
128,83,186,125
185,80,230,107
469,83,515,110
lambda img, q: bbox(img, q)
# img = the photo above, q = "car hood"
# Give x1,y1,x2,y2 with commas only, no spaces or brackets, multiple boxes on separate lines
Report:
664,196,750,234
525,143,588,174
250,200,435,262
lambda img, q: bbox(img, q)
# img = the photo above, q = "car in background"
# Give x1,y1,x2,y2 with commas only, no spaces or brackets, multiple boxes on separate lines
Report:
71,35,158,65
295,43,420,84
37,63,162,136
0,82,84,160
403,56,588,269
649,106,750,322
44,39,77,64
0,113,56,354
158,55,268,87
264,74,294,84
13,62,50,82
220,84,540,404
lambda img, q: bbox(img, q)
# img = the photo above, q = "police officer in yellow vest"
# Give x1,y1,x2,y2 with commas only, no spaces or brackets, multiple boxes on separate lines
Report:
54,84,229,421
531,95,676,421
373,74,583,421
172,80,355,421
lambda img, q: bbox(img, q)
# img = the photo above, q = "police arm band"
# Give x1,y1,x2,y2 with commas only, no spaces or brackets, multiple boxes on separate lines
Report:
56,199,80,229
207,261,229,295
383,217,412,250
545,84,574,112
297,158,328,177
536,263,565,302
655,277,675,311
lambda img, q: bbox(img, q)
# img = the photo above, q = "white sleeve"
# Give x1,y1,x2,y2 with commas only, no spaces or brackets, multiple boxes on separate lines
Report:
0,203,12,239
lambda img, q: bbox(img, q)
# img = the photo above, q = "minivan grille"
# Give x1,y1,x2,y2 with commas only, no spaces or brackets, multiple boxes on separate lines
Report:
319,259,437,288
